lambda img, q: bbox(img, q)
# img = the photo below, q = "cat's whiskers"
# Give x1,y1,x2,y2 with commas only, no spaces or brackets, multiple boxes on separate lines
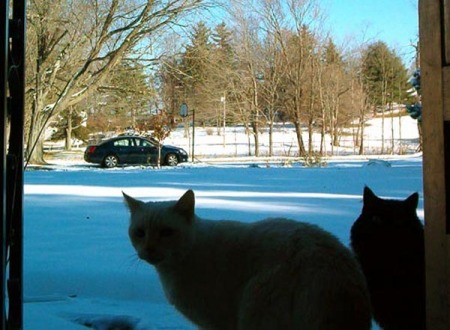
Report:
124,253,143,272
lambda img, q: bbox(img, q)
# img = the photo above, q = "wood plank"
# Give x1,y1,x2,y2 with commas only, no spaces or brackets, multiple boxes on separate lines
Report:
444,67,450,120
445,0,450,64
446,123,450,234
419,0,450,329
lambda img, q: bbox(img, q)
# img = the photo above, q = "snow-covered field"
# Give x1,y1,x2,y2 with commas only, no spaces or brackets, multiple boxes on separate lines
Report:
22,115,422,329
161,114,420,159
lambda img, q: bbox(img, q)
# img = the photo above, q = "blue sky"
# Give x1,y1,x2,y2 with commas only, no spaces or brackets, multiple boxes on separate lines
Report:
325,0,418,64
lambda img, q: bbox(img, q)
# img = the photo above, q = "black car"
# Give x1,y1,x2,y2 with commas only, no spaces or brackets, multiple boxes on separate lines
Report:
84,136,188,168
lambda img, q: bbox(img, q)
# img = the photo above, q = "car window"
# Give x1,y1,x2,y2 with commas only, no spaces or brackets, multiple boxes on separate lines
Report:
132,138,154,147
141,140,153,147
113,139,130,147
132,138,141,147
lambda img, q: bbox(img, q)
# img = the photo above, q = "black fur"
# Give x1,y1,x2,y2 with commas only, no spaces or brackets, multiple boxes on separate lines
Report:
350,186,425,330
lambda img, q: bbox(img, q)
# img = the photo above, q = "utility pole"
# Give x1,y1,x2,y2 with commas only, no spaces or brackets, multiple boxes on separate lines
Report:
221,94,226,147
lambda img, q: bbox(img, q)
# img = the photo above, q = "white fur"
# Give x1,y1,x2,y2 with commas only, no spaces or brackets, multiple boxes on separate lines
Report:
124,190,371,330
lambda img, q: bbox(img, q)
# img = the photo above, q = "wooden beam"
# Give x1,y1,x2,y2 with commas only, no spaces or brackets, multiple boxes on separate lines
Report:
420,0,450,329
0,2,9,329
445,0,450,64
444,67,450,120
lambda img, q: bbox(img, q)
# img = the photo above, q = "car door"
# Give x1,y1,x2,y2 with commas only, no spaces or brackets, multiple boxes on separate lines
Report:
131,138,158,164
112,138,134,163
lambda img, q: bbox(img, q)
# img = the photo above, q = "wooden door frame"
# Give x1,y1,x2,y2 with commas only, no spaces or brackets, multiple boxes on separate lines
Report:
419,0,450,329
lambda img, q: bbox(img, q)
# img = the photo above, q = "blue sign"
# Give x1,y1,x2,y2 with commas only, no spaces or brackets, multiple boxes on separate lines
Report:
180,103,188,117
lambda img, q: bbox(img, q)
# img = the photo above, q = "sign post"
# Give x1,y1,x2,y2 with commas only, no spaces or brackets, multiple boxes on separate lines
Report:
179,103,195,163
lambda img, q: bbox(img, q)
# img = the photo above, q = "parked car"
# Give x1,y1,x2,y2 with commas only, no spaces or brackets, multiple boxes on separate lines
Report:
84,136,188,168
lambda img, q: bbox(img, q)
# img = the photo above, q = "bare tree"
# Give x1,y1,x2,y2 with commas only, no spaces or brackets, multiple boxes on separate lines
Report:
26,0,207,164
150,110,175,168
255,2,290,157
230,5,265,157
258,37,286,157
211,1,258,156
257,0,324,157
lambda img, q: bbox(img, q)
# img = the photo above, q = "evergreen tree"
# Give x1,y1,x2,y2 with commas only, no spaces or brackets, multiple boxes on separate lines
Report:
84,61,155,135
323,38,343,66
182,21,214,123
183,22,212,83
361,41,409,109
157,56,186,117
210,22,236,127
361,41,410,154
212,22,234,61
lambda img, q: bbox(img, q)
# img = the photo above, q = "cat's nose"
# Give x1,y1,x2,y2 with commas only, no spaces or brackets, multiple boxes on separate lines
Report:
138,247,155,259
142,249,164,265
139,247,156,256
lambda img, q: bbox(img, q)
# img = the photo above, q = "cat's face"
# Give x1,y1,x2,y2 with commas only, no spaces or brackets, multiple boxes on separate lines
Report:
351,186,421,242
123,190,196,266
360,186,419,227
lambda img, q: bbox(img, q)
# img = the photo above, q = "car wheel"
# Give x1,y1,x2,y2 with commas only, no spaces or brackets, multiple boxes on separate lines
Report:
165,153,179,166
103,155,119,168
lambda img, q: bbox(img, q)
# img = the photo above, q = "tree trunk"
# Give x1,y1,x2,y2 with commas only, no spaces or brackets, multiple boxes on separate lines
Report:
246,125,252,156
390,103,394,154
293,121,306,157
332,103,340,147
65,127,72,151
158,145,162,169
65,107,73,151
359,120,365,155
320,112,326,156
398,112,403,155
307,118,313,156
358,113,365,155
268,121,273,157
251,120,259,157
26,136,46,165
26,110,48,165
381,110,385,154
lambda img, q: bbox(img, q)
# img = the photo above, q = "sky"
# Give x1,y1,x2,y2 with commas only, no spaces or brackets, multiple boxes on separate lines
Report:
325,0,419,65
214,0,420,66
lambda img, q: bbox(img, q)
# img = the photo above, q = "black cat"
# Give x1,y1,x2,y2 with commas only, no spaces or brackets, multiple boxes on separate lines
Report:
350,186,425,330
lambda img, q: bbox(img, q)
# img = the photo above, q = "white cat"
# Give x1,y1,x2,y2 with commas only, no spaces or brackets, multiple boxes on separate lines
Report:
123,189,371,330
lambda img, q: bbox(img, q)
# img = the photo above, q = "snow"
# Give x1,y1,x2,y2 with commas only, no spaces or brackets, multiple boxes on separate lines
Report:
22,115,422,329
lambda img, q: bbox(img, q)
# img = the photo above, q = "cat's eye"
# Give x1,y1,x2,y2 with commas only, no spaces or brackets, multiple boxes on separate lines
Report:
372,216,383,224
160,227,175,237
134,228,145,238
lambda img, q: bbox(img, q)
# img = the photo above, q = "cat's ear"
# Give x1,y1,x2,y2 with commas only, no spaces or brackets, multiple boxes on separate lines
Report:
406,192,419,209
363,186,377,202
122,192,144,213
174,190,195,223
362,186,379,212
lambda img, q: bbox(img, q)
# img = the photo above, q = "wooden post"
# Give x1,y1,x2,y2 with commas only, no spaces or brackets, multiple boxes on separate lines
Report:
0,2,9,329
419,0,450,329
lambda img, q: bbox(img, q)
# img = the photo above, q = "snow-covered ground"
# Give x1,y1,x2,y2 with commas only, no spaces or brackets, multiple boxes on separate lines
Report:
161,114,420,159
22,115,422,329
